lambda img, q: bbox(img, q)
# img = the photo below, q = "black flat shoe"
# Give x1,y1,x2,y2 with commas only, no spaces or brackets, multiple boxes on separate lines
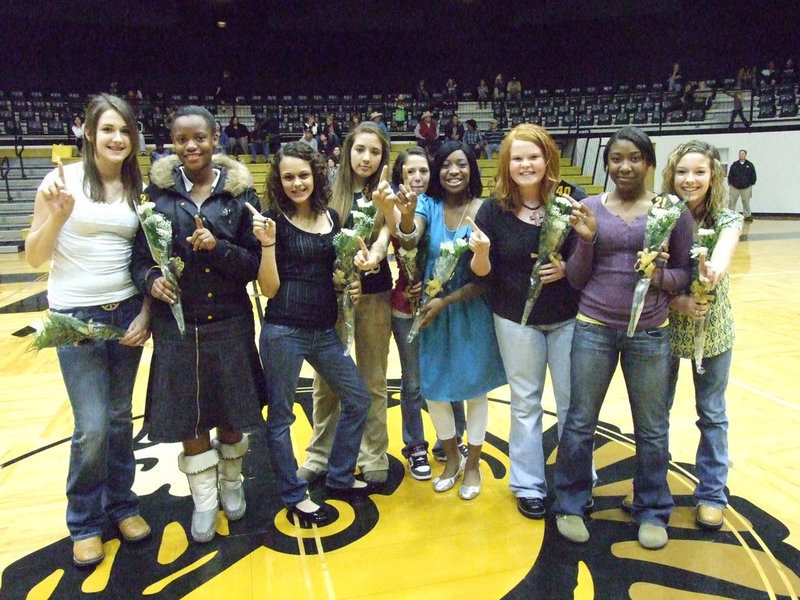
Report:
288,503,330,525
325,482,378,500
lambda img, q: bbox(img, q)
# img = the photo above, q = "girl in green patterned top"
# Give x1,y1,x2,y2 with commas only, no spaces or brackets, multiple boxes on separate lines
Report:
661,140,742,531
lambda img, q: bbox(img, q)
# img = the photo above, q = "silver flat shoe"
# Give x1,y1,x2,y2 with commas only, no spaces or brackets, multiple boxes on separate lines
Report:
433,455,466,492
458,471,482,500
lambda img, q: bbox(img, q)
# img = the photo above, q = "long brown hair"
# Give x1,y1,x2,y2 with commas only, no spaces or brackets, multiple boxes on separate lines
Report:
493,124,560,211
82,94,142,206
267,142,329,216
330,121,389,228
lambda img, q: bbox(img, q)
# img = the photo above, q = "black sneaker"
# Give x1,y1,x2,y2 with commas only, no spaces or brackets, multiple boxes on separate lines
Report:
408,453,432,480
517,497,546,520
432,439,467,462
458,442,469,459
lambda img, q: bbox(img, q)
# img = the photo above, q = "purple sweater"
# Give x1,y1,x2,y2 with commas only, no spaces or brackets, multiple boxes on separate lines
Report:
566,194,693,331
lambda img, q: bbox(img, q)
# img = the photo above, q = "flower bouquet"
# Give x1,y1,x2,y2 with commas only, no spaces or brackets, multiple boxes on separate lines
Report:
332,210,376,354
520,196,574,325
395,246,421,314
30,312,127,351
137,197,186,336
627,193,687,337
407,238,470,343
690,229,716,374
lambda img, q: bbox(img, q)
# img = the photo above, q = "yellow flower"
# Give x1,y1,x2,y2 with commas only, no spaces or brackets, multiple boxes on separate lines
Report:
425,279,443,298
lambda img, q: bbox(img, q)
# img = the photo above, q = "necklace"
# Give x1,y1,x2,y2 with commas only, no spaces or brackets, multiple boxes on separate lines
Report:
522,202,545,225
447,199,472,238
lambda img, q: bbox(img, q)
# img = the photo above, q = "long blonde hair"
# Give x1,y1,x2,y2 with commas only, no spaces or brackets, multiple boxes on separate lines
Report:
330,122,390,230
661,140,725,225
493,123,560,212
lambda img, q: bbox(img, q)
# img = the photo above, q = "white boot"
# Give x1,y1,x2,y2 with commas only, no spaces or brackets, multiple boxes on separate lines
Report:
212,435,249,521
178,450,220,543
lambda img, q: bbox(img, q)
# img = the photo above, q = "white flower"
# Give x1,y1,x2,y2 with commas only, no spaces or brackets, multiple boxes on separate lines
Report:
137,201,156,214
690,246,708,259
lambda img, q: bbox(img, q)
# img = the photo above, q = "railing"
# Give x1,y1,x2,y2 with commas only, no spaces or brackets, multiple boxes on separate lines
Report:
1,157,11,201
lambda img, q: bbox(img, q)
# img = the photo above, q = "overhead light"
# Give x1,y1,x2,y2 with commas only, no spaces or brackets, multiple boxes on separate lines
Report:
217,21,227,28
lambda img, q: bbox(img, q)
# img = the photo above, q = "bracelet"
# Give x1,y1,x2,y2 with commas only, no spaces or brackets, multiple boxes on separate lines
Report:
261,243,276,248
395,221,417,242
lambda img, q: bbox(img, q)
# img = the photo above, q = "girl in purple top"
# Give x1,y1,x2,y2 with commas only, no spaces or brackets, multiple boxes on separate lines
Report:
552,127,693,550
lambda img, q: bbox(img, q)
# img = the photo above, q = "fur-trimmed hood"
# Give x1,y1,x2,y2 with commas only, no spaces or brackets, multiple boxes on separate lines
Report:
148,154,254,197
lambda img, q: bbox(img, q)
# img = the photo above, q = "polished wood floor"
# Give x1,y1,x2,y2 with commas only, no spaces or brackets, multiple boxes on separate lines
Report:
0,218,799,599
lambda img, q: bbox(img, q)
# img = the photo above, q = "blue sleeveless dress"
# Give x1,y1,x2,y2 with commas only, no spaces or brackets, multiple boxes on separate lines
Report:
416,194,507,402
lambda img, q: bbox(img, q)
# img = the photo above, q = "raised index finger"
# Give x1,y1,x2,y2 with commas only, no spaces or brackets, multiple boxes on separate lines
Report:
379,165,389,184
465,216,483,236
57,159,65,181
193,215,204,230
244,201,261,217
357,235,370,255
402,164,410,189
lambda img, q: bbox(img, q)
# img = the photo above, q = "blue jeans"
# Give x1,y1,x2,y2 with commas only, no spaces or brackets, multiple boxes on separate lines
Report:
390,314,427,454
260,323,369,501
553,321,674,527
494,315,574,499
667,349,732,509
54,297,144,541
250,141,269,163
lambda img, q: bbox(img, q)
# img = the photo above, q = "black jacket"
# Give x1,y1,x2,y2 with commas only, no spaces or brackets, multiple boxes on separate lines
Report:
728,159,757,189
131,154,261,325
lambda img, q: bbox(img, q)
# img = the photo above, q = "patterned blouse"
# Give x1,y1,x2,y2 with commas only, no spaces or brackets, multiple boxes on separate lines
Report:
669,208,743,358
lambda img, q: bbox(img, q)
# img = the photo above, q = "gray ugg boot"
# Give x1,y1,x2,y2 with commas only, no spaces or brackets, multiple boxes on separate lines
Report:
212,435,249,521
178,449,220,543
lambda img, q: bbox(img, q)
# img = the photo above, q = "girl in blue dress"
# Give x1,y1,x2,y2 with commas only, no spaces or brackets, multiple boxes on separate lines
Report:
390,141,506,500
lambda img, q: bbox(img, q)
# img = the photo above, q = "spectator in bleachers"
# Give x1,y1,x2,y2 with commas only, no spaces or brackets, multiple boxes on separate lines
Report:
463,119,485,159
321,115,341,146
415,79,431,104
781,58,796,84
215,69,234,104
477,79,490,109
136,120,147,156
224,116,250,158
331,145,342,162
326,156,338,187
506,77,522,102
678,83,695,117
484,119,505,160
667,62,683,92
318,132,336,157
304,114,319,137
493,74,506,100
216,120,229,155
445,77,459,102
759,61,777,86
249,114,270,163
394,94,408,131
727,92,750,129
71,116,84,153
371,111,390,139
150,141,173,164
298,127,318,151
443,113,464,142
26,93,152,568
414,110,438,155
694,81,713,110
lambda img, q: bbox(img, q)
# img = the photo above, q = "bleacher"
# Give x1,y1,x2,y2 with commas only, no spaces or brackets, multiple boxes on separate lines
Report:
2,77,799,253
2,79,800,148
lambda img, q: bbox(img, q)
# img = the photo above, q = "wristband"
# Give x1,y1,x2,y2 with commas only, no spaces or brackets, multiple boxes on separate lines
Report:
261,243,276,248
395,222,417,241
